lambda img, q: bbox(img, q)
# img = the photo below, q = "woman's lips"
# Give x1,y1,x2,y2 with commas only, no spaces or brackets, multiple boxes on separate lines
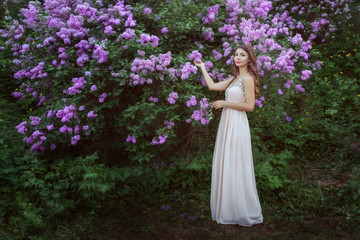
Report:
236,61,241,64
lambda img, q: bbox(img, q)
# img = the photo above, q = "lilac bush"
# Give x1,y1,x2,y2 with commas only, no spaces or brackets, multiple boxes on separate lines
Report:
0,0,353,159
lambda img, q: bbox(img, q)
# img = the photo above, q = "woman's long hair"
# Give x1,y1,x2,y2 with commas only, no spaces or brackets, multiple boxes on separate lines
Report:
229,44,260,97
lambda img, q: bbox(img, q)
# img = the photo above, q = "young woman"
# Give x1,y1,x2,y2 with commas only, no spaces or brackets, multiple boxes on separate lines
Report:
194,44,263,226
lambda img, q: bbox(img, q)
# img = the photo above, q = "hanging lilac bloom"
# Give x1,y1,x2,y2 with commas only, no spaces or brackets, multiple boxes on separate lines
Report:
188,50,202,63
301,70,312,80
87,111,98,118
46,124,54,131
126,135,136,143
50,143,56,150
161,27,168,34
99,92,107,103
90,85,97,91
144,7,152,15
186,95,197,107
15,121,28,134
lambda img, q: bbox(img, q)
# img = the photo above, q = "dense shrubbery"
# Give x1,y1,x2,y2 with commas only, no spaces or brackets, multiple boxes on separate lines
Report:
0,0,359,238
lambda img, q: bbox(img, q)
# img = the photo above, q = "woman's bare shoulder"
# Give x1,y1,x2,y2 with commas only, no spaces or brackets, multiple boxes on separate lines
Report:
243,74,254,82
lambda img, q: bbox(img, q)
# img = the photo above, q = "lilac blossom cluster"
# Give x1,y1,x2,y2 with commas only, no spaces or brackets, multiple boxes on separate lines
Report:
188,50,202,63
149,96,158,102
150,134,168,145
67,77,86,95
143,7,152,15
128,51,172,85
2,0,149,152
140,33,159,46
164,120,175,129
126,135,137,143
216,0,346,82
301,70,312,81
186,95,197,107
202,4,220,24
167,92,178,104
2,0,352,154
255,96,265,108
202,27,214,42
180,62,198,80
186,97,211,125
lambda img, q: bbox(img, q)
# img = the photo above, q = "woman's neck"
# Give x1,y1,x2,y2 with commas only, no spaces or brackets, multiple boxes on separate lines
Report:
237,67,250,77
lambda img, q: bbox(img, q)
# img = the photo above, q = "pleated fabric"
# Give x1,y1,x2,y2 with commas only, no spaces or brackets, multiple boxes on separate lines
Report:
210,76,263,226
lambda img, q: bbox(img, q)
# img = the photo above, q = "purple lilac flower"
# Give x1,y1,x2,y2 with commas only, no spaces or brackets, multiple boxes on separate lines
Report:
137,49,145,56
59,125,68,133
104,25,115,35
180,62,197,80
255,99,263,108
278,89,283,95
68,77,87,95
291,33,303,45
50,143,56,150
71,134,80,145
15,121,28,134
286,116,292,122
164,120,175,129
191,110,203,121
143,7,152,15
295,84,305,92
150,35,159,46
122,28,136,40
46,124,54,131
161,27,168,34
149,96,158,102
188,50,202,63
11,91,25,99
56,104,77,122
90,85,97,91
99,92,107,103
126,135,137,144
167,91,178,104
140,34,150,45
200,98,209,109
213,49,222,60
87,110,98,118
186,95,197,107
30,116,41,125
301,70,312,80
92,44,108,63
151,134,168,145
202,4,220,24
284,79,293,89
202,27,214,42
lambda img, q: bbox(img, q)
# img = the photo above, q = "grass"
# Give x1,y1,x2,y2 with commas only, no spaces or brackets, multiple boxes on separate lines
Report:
41,157,358,240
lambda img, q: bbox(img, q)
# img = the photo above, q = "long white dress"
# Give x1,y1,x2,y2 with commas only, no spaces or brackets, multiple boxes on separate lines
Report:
210,75,263,226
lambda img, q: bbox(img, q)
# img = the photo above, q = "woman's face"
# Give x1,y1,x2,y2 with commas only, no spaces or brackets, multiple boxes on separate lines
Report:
234,48,250,68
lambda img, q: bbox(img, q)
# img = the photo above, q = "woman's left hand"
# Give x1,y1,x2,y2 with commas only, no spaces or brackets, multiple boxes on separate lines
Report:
212,100,225,109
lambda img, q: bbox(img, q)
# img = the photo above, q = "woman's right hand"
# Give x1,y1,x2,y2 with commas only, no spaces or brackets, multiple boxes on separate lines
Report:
193,60,204,68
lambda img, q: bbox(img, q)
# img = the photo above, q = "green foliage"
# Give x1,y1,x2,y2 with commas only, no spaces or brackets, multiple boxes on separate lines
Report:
254,149,292,192
0,0,359,238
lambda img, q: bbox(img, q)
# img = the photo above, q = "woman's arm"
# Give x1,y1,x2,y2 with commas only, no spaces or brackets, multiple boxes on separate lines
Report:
194,60,233,91
212,75,256,112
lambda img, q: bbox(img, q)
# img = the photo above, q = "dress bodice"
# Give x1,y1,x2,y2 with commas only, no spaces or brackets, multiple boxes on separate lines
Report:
225,76,245,103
